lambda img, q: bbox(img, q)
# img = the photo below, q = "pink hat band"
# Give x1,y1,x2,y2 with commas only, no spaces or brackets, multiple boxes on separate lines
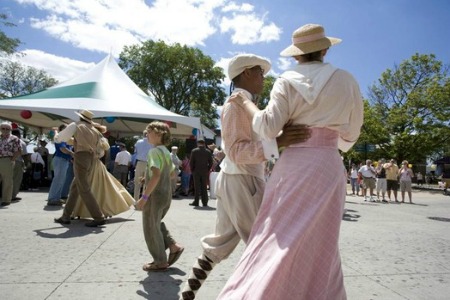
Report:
292,32,325,44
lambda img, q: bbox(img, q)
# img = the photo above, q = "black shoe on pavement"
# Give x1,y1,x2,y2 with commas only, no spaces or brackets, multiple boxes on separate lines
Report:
85,220,106,227
189,202,199,207
54,217,71,225
1,202,11,206
11,197,22,202
47,201,63,206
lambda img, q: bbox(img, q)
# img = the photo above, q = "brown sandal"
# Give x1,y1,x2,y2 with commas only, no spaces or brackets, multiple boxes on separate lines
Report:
142,262,168,272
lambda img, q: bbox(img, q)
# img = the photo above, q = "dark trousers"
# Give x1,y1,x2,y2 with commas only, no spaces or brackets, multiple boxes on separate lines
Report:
62,152,103,221
193,172,209,206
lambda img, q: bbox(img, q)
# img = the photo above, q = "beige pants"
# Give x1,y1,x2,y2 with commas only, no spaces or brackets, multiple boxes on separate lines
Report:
0,157,14,203
201,172,265,263
13,160,25,198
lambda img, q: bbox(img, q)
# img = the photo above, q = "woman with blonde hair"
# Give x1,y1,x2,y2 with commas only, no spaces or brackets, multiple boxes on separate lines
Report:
398,160,414,204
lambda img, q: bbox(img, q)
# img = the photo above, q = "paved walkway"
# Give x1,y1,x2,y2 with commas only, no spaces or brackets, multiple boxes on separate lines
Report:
0,187,449,299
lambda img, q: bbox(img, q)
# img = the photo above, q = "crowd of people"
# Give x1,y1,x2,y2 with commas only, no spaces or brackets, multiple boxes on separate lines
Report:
1,22,441,299
349,158,416,204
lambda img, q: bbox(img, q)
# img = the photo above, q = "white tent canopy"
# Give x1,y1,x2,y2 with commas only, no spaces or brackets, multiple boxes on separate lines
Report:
0,55,214,139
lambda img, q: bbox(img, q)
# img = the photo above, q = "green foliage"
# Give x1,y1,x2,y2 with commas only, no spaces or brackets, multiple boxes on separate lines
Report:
353,53,450,164
118,40,227,129
0,60,58,98
258,75,276,109
0,14,21,55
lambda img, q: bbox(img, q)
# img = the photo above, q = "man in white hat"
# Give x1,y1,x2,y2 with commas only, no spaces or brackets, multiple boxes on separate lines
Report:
180,54,311,299
217,24,363,300
53,109,106,227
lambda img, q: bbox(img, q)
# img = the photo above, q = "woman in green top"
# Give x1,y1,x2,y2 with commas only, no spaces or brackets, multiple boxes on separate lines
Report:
135,121,184,271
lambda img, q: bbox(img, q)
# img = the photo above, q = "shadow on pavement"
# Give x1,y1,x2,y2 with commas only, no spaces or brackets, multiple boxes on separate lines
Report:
343,209,360,222
137,267,186,299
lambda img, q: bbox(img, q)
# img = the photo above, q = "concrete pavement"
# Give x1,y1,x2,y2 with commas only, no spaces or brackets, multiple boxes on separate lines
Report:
0,187,449,300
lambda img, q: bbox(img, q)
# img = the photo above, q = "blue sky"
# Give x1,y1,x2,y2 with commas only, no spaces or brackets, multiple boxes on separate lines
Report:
2,0,450,98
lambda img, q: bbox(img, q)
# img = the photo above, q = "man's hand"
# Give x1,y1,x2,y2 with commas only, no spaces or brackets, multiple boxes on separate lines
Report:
276,122,311,148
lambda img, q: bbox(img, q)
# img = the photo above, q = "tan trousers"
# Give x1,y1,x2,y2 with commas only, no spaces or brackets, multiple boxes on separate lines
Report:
0,157,14,203
13,160,25,198
201,172,265,263
62,152,103,221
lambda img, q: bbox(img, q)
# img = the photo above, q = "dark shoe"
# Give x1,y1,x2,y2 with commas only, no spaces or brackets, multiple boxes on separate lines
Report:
54,217,71,225
47,201,63,206
189,202,199,206
168,247,185,266
1,202,11,206
85,220,106,227
11,197,22,202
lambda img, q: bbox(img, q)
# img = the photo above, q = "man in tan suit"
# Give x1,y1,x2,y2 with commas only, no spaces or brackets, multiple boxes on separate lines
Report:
53,110,105,227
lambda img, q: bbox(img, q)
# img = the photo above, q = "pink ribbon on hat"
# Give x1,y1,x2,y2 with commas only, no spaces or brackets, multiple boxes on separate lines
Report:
292,32,325,44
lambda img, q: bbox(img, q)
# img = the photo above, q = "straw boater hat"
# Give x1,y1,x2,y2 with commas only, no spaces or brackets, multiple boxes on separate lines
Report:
75,109,94,124
227,54,271,80
280,24,342,57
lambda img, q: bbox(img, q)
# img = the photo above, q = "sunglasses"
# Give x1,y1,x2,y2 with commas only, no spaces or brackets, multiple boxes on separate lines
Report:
1,127,11,130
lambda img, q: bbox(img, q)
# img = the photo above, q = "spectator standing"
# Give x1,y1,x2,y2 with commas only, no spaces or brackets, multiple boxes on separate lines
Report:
349,163,360,196
114,143,131,187
170,146,182,198
29,147,45,191
37,139,50,181
416,172,424,185
358,159,377,202
107,140,121,172
384,159,400,202
399,160,414,203
11,128,28,202
0,122,21,206
375,158,387,202
189,139,213,207
133,130,153,201
47,124,74,206
180,152,191,196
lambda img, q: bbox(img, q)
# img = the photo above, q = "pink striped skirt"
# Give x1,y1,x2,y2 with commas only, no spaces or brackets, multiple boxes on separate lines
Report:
217,128,347,300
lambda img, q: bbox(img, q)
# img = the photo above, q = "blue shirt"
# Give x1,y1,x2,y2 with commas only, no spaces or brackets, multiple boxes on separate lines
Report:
134,138,153,162
54,142,72,161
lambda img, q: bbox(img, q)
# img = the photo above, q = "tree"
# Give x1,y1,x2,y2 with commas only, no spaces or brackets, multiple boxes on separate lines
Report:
362,53,450,164
0,13,21,55
0,60,58,98
118,40,227,129
257,75,276,109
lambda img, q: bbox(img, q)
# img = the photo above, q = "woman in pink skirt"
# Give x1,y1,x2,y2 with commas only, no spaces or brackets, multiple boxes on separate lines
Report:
217,23,364,300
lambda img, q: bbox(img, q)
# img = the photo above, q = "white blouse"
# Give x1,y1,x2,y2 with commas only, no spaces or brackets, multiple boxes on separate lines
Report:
252,62,364,152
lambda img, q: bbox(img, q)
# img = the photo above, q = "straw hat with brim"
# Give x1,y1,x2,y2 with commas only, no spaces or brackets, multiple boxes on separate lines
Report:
228,54,271,80
75,109,94,124
280,24,342,57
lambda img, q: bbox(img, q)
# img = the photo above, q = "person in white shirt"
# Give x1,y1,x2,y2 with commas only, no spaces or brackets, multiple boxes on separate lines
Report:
29,147,45,191
358,159,377,201
114,143,131,187
133,130,153,200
